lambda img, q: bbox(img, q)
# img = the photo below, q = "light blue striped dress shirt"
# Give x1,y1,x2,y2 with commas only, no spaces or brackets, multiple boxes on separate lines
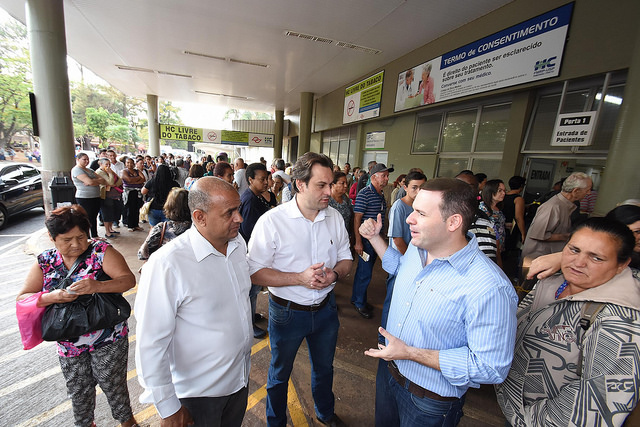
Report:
382,233,518,398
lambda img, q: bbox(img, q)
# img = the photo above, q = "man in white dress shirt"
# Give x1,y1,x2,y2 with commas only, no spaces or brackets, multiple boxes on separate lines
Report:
248,152,353,427
135,177,252,427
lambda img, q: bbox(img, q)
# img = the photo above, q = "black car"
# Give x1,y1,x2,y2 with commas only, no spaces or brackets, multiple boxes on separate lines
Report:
0,163,44,229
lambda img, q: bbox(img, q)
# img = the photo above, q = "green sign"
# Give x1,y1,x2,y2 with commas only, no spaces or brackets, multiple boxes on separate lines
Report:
221,130,250,144
159,124,203,142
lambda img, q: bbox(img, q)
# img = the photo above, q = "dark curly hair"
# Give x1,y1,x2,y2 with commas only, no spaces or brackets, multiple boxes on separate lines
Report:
45,205,91,240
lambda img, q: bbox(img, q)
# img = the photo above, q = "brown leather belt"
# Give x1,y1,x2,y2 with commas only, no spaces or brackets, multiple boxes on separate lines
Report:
388,361,459,402
269,292,331,312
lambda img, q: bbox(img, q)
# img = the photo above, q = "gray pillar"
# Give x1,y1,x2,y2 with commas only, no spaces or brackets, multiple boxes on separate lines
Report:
26,0,75,213
147,94,160,157
299,92,313,155
594,27,640,216
274,110,284,158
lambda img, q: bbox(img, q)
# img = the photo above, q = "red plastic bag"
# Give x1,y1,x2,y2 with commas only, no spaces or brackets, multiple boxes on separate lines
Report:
16,292,45,350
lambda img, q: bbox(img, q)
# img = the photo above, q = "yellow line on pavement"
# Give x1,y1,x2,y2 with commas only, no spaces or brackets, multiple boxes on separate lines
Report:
247,384,267,411
288,380,309,426
251,337,269,355
133,404,158,423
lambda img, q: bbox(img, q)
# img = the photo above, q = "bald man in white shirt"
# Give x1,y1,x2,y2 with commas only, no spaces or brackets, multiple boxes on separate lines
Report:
136,177,252,427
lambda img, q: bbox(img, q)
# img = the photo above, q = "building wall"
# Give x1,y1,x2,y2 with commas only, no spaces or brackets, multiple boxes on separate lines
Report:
312,0,640,179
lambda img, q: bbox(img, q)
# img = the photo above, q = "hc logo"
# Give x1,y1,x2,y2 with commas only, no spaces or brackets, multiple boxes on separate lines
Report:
535,56,557,71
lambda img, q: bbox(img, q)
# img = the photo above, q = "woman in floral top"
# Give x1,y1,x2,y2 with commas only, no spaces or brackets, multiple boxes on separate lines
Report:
17,205,138,427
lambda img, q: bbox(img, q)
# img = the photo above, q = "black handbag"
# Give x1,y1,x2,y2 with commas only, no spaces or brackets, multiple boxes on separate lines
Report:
41,245,131,342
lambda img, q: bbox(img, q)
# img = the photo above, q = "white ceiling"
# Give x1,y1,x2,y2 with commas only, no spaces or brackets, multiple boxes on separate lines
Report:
2,0,512,115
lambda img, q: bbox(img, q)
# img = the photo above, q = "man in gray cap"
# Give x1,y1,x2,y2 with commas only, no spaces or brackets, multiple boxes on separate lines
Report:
352,163,393,318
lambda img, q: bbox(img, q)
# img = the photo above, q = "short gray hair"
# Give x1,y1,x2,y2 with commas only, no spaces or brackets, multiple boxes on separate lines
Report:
98,157,110,165
562,172,591,192
188,176,235,213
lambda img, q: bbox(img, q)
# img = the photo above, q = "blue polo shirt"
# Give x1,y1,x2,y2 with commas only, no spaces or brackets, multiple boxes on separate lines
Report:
354,184,386,229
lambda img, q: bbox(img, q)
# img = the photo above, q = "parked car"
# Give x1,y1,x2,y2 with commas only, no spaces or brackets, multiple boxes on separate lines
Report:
0,163,44,229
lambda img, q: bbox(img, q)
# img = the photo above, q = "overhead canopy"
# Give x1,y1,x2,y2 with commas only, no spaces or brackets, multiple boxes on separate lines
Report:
0,0,512,115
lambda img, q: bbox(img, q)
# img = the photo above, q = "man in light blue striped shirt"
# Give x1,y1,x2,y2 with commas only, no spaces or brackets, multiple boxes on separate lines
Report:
361,178,518,427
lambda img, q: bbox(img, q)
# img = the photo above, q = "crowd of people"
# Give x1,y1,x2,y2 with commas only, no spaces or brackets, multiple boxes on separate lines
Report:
16,148,640,426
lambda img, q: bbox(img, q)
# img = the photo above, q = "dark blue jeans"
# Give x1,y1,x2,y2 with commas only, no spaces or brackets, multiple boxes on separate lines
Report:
351,238,378,309
375,361,465,427
148,208,166,226
379,273,396,343
266,293,340,427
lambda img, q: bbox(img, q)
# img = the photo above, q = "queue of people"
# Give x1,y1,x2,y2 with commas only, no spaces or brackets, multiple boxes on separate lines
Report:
16,149,640,427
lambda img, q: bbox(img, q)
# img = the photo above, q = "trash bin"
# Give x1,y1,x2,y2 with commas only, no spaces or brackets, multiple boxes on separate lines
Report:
49,176,76,209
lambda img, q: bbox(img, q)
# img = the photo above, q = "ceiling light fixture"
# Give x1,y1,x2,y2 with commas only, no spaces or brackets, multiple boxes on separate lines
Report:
183,50,269,68
116,65,192,78
194,90,253,101
284,30,382,54
157,70,192,78
116,65,154,73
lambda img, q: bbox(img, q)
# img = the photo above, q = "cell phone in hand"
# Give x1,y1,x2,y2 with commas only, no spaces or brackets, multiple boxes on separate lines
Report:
65,289,77,295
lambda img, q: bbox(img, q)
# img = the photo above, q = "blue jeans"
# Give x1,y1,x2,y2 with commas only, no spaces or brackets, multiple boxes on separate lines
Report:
148,208,166,226
379,273,396,343
266,293,340,427
250,284,262,319
375,361,465,427
351,238,378,309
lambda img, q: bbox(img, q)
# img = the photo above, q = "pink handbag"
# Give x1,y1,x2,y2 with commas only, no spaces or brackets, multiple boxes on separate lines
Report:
16,292,45,350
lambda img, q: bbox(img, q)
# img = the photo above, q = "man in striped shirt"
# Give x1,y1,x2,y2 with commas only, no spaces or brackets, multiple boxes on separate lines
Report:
351,163,393,319
361,178,518,426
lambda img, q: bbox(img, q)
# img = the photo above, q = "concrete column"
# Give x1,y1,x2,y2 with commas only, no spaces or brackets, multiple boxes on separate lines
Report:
274,110,284,158
299,92,313,155
593,27,640,215
26,0,75,213
147,94,160,157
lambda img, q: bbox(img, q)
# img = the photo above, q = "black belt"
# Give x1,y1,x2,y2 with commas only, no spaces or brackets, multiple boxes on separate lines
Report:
388,361,459,402
269,292,332,312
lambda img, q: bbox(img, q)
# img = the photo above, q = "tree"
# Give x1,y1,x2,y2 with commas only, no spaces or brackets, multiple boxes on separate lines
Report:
0,19,33,149
159,101,182,125
223,109,273,121
85,107,132,150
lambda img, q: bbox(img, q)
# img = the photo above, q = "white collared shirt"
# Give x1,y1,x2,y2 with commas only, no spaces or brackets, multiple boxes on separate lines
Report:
135,227,252,419
111,160,125,177
247,196,352,305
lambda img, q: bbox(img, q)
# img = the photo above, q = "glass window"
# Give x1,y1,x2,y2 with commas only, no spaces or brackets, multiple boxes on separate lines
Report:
475,104,510,152
580,85,625,152
20,165,40,178
441,109,476,152
2,166,24,181
524,94,566,152
338,141,349,169
471,158,503,178
412,113,441,153
437,158,468,178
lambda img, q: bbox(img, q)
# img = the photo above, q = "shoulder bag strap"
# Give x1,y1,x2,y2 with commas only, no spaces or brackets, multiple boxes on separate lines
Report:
576,302,607,375
51,244,94,290
159,221,167,246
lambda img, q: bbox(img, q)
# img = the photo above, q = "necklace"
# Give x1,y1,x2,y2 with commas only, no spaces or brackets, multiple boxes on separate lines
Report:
555,280,569,299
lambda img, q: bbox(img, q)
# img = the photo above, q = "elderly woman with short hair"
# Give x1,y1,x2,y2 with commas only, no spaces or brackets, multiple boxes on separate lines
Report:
17,205,137,427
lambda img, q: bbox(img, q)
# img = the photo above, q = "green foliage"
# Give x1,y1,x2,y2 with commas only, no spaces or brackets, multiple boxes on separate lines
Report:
159,101,183,125
223,109,273,121
0,19,33,148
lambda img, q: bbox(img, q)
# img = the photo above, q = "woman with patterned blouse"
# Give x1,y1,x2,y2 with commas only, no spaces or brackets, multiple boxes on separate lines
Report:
17,205,137,427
